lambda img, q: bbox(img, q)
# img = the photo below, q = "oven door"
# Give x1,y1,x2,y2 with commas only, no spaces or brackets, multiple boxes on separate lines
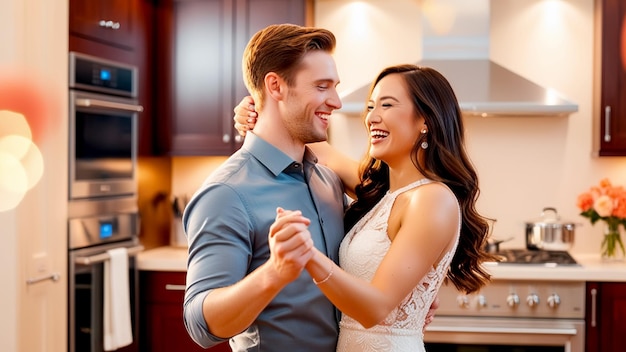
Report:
69,90,142,200
68,240,143,352
424,316,585,352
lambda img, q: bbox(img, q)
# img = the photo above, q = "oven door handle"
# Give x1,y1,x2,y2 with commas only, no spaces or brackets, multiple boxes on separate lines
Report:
426,316,581,336
427,325,578,336
74,245,144,265
75,98,144,113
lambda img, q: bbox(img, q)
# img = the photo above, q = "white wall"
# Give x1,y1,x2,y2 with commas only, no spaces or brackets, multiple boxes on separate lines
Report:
316,0,626,254
0,0,68,350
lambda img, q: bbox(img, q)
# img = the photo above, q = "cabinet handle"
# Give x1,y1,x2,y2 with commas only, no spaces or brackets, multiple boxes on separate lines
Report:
99,20,121,30
590,288,597,327
234,134,243,143
222,134,231,143
604,106,611,142
165,284,186,291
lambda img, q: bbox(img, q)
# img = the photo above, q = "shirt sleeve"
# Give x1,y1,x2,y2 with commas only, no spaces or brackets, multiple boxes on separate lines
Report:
182,182,253,348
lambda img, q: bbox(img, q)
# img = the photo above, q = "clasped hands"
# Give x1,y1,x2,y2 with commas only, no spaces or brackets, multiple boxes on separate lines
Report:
267,207,315,283
267,207,439,328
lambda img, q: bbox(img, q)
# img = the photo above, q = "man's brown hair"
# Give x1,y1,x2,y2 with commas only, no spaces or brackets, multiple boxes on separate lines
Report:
242,24,336,111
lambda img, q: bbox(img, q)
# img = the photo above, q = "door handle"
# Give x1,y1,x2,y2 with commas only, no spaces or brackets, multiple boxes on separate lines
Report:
74,245,144,265
165,284,186,291
76,98,144,113
26,273,61,285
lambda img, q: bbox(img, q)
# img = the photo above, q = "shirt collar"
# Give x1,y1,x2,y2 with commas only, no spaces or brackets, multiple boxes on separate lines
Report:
242,133,319,176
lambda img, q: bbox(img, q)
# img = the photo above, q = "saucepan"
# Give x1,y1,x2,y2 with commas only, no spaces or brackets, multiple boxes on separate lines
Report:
484,237,513,253
525,207,578,251
483,219,513,253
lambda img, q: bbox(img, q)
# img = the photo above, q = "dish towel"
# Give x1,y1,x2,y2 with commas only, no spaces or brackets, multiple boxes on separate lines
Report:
103,247,133,351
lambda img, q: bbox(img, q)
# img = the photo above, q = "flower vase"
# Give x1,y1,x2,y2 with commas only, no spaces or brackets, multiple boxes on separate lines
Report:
601,221,625,262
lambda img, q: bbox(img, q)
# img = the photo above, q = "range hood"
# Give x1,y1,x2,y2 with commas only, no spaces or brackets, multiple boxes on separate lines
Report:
339,58,579,117
337,0,578,117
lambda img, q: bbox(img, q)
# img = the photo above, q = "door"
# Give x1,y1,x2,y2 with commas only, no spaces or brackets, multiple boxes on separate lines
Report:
0,0,68,351
597,0,626,155
586,282,626,352
157,0,310,156
69,0,137,49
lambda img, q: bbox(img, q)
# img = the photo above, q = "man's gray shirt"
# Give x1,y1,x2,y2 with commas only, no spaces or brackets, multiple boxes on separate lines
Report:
183,133,346,351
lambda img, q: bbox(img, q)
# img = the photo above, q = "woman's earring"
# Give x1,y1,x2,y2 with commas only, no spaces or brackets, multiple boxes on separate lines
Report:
421,129,428,149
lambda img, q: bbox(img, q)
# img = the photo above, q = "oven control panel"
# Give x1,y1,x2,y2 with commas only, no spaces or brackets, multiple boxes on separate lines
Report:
436,280,585,319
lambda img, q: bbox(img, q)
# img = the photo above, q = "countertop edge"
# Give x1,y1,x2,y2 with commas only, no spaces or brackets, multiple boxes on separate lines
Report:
137,246,626,282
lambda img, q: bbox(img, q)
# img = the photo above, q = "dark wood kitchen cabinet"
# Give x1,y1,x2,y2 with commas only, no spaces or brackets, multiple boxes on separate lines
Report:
585,282,626,352
154,0,313,155
69,0,139,49
595,0,626,156
140,271,231,352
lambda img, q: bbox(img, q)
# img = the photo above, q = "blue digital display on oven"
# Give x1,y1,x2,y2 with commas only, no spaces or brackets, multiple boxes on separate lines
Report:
100,222,113,239
100,69,111,81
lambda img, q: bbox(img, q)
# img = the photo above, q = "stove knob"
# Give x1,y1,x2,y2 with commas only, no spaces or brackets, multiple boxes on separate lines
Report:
476,294,488,308
456,295,470,309
526,293,540,308
506,293,520,308
547,293,561,309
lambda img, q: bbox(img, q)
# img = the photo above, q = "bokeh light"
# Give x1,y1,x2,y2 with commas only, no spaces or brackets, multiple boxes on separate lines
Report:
0,69,53,144
0,70,52,211
0,150,28,212
4,135,44,190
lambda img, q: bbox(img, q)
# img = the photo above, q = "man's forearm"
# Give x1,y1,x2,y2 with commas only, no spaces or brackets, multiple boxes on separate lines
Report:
202,262,287,337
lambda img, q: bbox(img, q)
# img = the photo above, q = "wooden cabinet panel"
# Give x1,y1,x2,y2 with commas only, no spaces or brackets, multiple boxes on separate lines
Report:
69,0,138,49
140,271,231,352
232,0,307,102
170,0,236,155
156,0,311,156
585,282,626,352
597,0,626,156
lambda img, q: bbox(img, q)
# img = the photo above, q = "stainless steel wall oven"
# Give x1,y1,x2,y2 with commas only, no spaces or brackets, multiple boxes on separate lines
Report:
68,52,143,352
69,52,142,200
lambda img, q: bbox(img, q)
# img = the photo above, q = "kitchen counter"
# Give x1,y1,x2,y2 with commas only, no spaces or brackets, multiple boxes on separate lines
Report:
138,246,189,272
137,246,626,282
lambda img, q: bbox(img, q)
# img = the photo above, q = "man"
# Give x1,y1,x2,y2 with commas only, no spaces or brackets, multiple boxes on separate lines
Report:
183,24,346,351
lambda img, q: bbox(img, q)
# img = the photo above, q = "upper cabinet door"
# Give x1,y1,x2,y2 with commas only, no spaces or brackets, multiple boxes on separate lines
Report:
158,0,311,156
169,0,236,156
233,0,307,102
597,0,626,156
69,0,137,49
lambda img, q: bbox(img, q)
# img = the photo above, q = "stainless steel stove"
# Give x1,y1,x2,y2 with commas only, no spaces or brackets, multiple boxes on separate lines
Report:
424,249,585,352
493,249,580,266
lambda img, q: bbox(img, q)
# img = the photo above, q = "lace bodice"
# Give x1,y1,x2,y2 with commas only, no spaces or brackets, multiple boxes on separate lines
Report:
336,179,460,352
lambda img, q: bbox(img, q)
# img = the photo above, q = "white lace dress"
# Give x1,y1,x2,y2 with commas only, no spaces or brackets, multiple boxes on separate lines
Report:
336,179,460,352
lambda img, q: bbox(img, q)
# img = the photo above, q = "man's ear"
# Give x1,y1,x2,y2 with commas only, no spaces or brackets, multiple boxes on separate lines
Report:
264,72,285,101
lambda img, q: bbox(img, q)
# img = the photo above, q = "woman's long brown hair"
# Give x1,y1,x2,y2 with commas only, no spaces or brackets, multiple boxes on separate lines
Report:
343,64,496,294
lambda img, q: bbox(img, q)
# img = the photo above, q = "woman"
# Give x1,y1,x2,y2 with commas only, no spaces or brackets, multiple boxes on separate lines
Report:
236,64,495,351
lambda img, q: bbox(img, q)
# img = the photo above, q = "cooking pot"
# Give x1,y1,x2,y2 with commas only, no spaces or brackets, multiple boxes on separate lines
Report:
525,207,577,250
484,237,513,253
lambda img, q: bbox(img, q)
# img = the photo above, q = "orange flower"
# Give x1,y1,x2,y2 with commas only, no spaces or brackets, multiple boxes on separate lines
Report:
614,189,626,218
577,178,626,227
576,192,594,212
594,195,614,217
